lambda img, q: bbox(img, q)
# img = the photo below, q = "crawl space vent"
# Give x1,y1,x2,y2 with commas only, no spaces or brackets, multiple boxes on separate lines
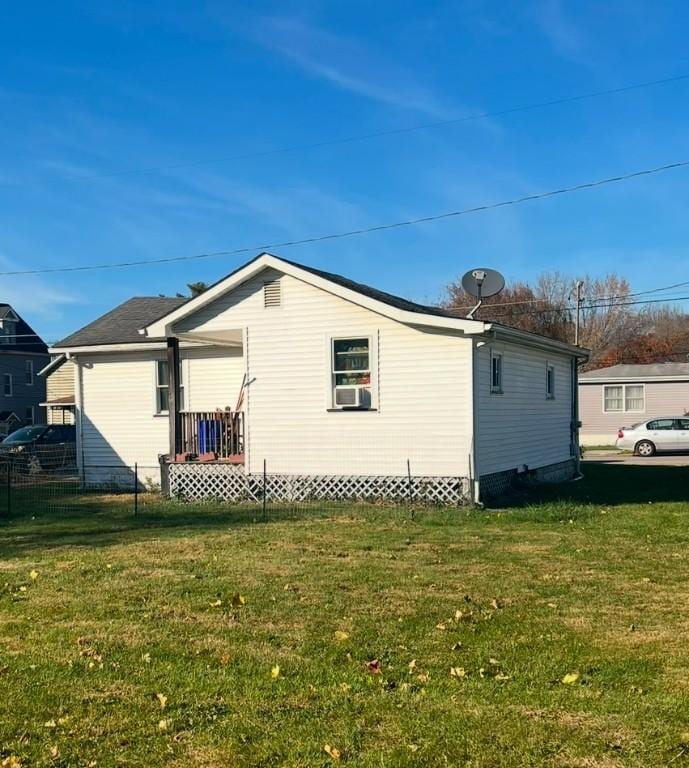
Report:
263,279,281,308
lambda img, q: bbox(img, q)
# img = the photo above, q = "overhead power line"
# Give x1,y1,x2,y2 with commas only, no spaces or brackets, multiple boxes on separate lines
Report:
2,158,689,279
3,73,688,188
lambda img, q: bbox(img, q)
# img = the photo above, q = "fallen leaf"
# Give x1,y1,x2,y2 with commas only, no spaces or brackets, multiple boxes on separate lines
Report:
451,642,463,651
158,718,171,731
231,593,246,608
491,598,501,610
156,693,168,710
209,599,222,607
219,653,231,666
334,630,349,642
450,666,466,678
271,664,281,679
365,659,381,674
44,719,57,729
29,570,39,581
562,672,579,685
1,757,22,768
49,746,59,759
339,682,351,693
408,744,420,752
408,659,417,672
142,653,152,664
435,623,447,631
324,744,341,760
495,673,512,681
488,658,500,666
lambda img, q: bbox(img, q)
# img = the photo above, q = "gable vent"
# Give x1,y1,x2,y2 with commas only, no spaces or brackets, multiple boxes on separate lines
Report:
263,279,281,308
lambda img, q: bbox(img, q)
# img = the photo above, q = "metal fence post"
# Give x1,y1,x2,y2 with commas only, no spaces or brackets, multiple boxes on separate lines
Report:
407,459,414,520
6,459,10,517
134,463,138,516
262,459,267,521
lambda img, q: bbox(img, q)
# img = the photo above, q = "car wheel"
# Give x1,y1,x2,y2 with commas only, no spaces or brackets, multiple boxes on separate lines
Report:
635,440,656,457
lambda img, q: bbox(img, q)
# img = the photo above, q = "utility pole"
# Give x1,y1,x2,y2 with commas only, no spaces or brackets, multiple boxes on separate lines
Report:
574,280,584,346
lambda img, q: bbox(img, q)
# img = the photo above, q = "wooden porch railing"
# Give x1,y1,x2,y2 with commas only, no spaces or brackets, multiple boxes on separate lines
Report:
180,411,244,460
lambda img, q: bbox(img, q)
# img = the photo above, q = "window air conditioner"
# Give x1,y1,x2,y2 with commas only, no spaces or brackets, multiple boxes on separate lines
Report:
334,385,362,408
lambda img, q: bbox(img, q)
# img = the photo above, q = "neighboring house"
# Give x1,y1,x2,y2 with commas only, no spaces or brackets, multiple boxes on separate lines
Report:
51,253,589,502
579,362,689,445
0,304,48,429
39,354,76,424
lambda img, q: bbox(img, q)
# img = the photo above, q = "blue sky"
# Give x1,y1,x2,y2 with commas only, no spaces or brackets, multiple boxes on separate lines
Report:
2,1,689,342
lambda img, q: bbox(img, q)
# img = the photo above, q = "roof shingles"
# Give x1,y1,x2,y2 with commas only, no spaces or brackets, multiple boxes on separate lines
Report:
54,297,187,348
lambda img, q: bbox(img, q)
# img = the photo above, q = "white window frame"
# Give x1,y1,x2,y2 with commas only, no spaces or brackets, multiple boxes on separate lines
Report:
328,334,376,410
25,360,34,386
155,359,185,415
3,373,12,397
546,362,555,400
490,350,503,394
602,383,645,413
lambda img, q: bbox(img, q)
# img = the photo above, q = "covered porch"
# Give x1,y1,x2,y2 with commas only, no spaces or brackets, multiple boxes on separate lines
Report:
165,328,246,464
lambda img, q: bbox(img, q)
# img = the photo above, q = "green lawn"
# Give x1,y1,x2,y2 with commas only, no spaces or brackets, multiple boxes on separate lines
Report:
1,464,689,767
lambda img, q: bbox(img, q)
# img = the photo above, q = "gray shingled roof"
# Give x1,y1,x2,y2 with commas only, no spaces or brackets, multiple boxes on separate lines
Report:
54,297,187,348
580,363,689,381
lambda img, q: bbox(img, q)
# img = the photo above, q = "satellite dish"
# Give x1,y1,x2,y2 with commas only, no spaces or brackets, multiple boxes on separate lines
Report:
461,268,505,299
461,268,505,319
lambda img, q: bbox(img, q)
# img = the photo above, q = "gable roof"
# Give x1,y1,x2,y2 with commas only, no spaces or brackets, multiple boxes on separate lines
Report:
0,304,48,354
54,297,187,349
580,362,689,382
53,253,587,359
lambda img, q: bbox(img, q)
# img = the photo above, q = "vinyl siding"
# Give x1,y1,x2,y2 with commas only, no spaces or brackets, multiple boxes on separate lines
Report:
176,269,474,476
46,359,76,424
77,348,245,473
475,341,573,476
0,351,48,424
579,380,689,443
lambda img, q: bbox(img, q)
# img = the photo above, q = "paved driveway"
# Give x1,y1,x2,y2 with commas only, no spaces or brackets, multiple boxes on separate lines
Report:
583,450,689,467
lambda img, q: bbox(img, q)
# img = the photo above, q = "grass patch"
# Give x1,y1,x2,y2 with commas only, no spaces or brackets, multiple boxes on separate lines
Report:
1,464,689,766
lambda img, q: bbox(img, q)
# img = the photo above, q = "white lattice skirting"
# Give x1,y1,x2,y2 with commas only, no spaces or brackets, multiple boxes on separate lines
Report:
167,463,470,506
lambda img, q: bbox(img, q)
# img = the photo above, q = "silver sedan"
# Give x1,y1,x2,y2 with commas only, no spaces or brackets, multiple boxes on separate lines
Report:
616,417,689,456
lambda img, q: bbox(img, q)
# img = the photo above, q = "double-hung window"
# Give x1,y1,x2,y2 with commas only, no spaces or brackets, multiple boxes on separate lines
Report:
25,360,33,386
603,384,644,413
331,337,371,408
3,373,12,397
156,360,184,414
25,407,34,425
490,351,503,394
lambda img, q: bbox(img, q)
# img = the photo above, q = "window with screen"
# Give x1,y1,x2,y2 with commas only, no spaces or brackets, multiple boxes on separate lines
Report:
331,338,371,408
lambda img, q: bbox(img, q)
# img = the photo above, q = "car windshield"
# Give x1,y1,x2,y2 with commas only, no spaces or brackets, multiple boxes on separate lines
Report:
2,426,46,444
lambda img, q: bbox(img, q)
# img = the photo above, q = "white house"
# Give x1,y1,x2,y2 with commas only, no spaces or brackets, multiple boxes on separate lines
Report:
52,253,588,503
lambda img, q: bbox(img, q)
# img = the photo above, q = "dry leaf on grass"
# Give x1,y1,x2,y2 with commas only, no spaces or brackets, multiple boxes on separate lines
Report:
562,672,579,685
271,664,281,679
334,630,349,642
324,744,341,760
231,593,246,608
156,693,168,709
365,659,381,674
29,570,38,581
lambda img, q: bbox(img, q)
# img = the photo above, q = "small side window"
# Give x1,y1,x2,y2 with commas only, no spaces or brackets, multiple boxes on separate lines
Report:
25,360,34,386
490,351,503,394
546,363,555,399
3,373,12,397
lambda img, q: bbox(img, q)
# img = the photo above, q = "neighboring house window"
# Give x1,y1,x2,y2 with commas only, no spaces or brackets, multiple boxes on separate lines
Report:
25,360,34,385
0,319,17,345
3,374,12,396
603,384,645,413
156,360,184,413
25,407,34,425
331,337,371,408
546,363,555,399
490,351,503,393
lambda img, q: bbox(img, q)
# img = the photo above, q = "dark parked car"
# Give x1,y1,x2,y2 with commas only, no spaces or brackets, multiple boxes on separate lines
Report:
1,424,76,471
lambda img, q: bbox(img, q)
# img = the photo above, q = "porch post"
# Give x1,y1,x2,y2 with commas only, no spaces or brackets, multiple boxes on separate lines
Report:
167,337,182,459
